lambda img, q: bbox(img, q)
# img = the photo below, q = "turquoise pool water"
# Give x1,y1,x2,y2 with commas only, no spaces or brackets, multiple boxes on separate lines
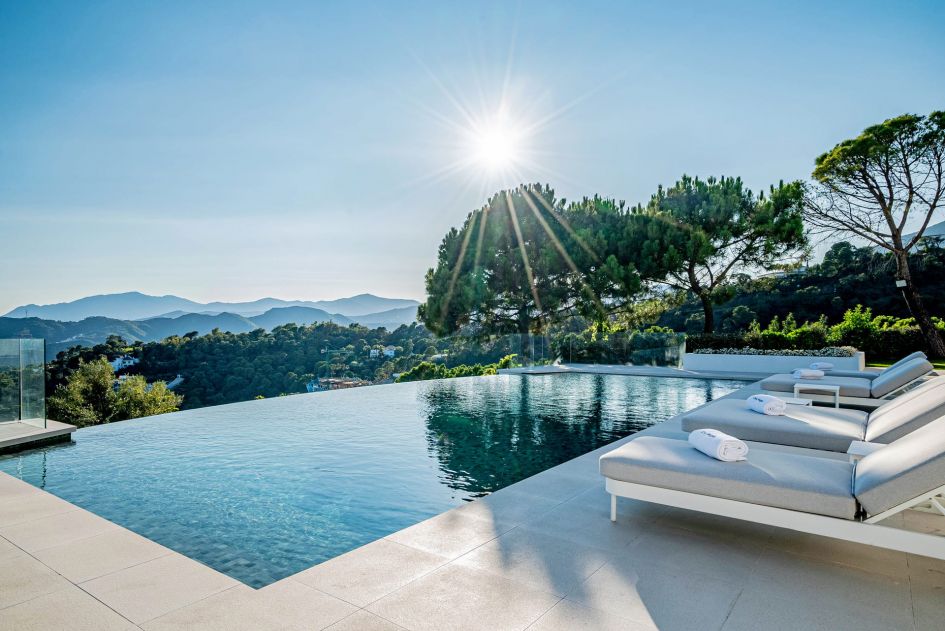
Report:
0,373,742,587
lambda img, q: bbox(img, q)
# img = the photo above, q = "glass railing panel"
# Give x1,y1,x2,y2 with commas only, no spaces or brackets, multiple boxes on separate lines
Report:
20,339,46,428
0,339,19,423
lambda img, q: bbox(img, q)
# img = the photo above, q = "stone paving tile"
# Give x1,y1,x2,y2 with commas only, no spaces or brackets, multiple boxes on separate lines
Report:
455,526,610,597
33,528,173,583
744,547,914,630
385,509,515,559
721,588,907,631
565,559,743,630
81,553,240,625
0,489,78,527
142,580,356,631
367,563,561,631
452,488,563,526
293,538,448,607
526,599,654,631
326,610,408,631
0,553,72,609
520,492,651,552
0,506,120,552
911,582,945,631
763,529,912,579
0,585,136,631
614,524,766,584
0,533,27,563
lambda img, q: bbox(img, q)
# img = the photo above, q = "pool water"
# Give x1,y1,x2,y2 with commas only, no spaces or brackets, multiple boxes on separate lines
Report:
0,373,742,587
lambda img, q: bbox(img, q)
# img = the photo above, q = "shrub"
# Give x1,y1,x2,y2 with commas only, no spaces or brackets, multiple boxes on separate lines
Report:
692,347,857,357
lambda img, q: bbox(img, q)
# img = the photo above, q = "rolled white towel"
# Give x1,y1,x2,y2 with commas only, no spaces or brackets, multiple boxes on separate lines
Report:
809,362,834,371
746,394,787,416
688,428,749,462
792,368,824,380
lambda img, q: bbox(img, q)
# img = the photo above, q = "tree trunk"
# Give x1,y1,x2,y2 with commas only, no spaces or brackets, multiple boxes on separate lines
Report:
895,251,945,357
518,308,532,364
699,292,715,334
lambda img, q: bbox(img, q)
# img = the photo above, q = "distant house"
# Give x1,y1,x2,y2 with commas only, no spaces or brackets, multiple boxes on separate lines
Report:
369,348,380,359
383,345,396,358
110,355,139,372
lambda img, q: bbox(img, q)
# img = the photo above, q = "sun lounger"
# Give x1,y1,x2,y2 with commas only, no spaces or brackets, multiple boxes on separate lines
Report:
681,377,945,452
760,356,934,405
821,351,928,379
600,414,945,559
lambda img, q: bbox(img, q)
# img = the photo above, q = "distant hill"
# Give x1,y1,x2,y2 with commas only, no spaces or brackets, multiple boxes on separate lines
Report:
0,302,418,358
4,291,420,321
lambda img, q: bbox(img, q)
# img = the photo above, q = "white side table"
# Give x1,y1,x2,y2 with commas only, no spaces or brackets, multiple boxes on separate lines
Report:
793,383,841,408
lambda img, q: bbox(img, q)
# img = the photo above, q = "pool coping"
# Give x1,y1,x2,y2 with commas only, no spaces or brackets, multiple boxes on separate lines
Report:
0,377,940,630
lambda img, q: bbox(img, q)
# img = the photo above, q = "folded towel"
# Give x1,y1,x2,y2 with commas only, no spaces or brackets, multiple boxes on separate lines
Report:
810,362,834,371
792,368,824,380
688,428,749,462
746,394,787,415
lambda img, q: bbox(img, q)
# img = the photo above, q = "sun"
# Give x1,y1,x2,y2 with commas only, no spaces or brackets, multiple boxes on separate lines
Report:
471,121,522,171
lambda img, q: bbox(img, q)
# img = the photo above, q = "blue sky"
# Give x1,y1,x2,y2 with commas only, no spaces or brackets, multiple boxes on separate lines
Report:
2,0,944,313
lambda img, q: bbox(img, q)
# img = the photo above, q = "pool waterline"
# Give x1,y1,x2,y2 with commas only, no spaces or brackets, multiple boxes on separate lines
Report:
0,373,743,587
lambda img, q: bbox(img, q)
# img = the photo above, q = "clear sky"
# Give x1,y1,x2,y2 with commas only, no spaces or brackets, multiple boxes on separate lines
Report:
2,0,943,313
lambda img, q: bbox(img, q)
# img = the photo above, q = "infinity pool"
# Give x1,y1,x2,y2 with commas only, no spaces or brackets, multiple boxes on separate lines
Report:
0,373,742,587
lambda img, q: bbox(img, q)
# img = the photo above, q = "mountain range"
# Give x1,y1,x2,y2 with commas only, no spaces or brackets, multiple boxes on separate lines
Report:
1,292,420,357
4,291,419,321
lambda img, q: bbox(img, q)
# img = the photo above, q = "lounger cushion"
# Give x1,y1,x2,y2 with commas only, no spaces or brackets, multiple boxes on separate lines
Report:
600,436,858,519
889,351,928,370
866,377,945,443
854,415,945,516
760,374,872,398
824,370,880,380
869,358,934,398
682,399,868,452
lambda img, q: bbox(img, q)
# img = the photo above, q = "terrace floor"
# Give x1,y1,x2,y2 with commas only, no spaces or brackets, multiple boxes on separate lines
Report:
0,386,943,630
0,420,75,453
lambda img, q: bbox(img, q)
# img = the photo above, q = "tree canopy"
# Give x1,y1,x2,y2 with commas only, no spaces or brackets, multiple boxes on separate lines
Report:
630,175,806,332
806,110,945,355
418,184,642,355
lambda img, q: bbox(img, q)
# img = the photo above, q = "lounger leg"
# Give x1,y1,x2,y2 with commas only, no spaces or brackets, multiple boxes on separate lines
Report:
610,494,617,522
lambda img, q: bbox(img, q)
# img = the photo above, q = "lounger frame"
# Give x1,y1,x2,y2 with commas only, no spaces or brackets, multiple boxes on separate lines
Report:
606,478,945,559
763,369,936,409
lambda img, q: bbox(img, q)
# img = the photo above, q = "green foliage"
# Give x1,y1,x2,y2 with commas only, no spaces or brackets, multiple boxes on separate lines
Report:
687,306,935,360
395,354,518,383
551,327,685,365
660,242,945,334
631,175,807,332
47,358,181,427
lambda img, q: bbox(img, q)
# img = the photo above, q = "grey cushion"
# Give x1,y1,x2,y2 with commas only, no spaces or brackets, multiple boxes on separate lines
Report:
889,351,928,370
825,370,881,380
600,436,858,519
866,377,945,443
760,374,872,398
870,358,934,397
682,398,868,452
854,415,945,516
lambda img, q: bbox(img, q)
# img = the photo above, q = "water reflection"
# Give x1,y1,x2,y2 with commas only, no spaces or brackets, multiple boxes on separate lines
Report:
420,373,742,497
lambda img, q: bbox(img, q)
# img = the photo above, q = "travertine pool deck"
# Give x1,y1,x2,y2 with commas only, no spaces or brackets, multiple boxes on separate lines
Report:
0,420,75,453
1,384,943,630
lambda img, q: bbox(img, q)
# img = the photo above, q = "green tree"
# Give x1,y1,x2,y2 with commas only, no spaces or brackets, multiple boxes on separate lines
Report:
419,185,588,359
805,111,945,356
47,358,181,427
632,175,806,333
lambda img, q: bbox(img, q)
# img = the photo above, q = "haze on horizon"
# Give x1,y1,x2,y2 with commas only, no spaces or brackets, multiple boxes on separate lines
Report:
3,0,944,315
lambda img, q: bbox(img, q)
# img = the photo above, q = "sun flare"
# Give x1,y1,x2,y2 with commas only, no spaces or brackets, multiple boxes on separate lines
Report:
471,122,522,171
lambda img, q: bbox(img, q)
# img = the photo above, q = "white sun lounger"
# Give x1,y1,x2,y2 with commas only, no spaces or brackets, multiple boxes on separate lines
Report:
680,377,945,453
821,351,927,380
600,414,945,559
760,356,934,407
